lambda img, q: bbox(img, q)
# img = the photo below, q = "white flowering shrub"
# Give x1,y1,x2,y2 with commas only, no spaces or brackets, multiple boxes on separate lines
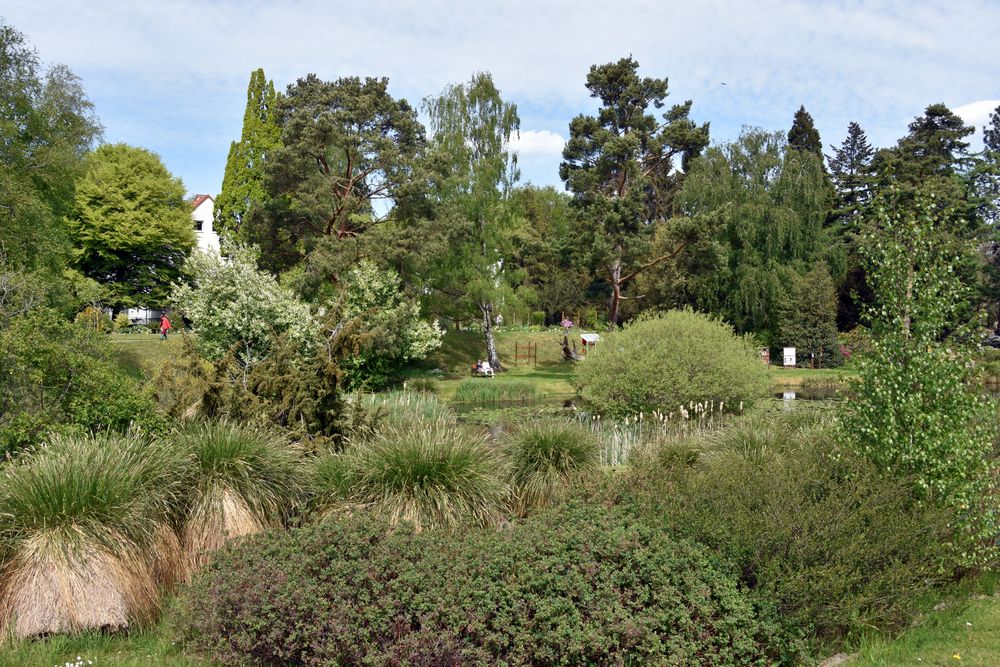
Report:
340,260,443,390
171,244,314,370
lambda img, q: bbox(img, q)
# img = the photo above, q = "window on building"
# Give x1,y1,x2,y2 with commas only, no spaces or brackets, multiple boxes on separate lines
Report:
193,220,203,231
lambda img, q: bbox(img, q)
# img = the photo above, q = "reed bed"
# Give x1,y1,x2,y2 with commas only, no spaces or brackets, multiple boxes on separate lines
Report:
452,378,540,405
583,399,743,466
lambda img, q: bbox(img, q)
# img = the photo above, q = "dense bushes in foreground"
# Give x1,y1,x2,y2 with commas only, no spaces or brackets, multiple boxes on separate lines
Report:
625,411,957,640
177,503,803,666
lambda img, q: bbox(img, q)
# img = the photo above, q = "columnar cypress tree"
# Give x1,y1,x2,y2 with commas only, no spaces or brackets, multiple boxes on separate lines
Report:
787,105,823,157
215,69,280,240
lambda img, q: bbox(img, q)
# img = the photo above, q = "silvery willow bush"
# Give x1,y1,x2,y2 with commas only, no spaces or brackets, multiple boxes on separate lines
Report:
841,188,998,565
574,309,769,417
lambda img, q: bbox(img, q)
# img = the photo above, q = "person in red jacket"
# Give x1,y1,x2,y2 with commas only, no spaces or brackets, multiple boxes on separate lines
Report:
159,314,171,340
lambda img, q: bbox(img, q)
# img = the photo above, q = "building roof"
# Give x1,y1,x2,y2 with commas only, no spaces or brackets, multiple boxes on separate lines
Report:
191,194,214,210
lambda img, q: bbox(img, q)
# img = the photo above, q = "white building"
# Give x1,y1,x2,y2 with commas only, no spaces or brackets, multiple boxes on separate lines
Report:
190,194,221,254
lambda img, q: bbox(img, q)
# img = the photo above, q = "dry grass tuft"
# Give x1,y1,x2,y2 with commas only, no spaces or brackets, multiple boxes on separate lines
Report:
169,420,302,576
0,537,157,638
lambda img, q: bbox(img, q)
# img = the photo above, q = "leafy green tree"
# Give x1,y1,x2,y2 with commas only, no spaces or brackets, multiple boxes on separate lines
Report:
842,187,996,564
246,75,425,291
775,262,840,367
0,22,101,297
423,72,523,368
655,129,832,341
787,105,822,157
508,185,589,320
215,68,281,240
67,143,195,310
559,57,709,324
0,309,162,457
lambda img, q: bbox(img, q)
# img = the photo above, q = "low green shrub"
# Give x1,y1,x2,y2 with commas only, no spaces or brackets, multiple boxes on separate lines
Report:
312,418,508,530
0,309,164,457
452,378,539,404
176,503,802,665
574,309,769,417
530,310,545,326
504,420,600,514
625,412,955,642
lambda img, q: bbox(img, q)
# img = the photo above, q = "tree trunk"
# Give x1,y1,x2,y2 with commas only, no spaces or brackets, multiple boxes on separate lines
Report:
609,256,622,326
480,301,501,370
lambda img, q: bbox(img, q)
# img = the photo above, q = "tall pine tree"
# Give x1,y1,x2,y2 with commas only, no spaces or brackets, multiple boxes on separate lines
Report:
828,122,875,223
828,122,877,330
788,105,822,156
215,68,280,240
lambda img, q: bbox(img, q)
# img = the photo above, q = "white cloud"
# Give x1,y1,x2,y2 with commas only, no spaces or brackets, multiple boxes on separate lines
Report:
509,130,565,157
954,100,999,133
4,0,997,195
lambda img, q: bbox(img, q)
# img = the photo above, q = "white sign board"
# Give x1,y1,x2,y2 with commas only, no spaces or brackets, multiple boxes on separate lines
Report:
783,347,796,367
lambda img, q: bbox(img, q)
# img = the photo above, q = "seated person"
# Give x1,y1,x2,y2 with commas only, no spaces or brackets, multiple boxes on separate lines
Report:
481,360,494,376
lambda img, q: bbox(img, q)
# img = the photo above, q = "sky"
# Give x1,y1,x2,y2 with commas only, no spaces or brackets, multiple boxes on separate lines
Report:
4,0,998,198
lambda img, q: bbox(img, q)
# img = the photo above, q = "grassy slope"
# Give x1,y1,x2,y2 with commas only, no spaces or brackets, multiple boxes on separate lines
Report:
425,328,580,399
850,596,1000,666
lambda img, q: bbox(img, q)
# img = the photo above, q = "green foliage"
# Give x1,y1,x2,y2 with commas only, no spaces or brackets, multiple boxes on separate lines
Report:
338,259,442,391
169,420,303,530
0,22,101,280
423,72,524,368
312,418,508,530
841,188,998,563
560,56,710,323
67,143,194,310
787,105,823,156
170,243,313,369
0,309,163,457
246,74,425,280
776,261,841,366
574,309,769,417
504,420,599,514
215,68,280,240
627,411,955,641
452,378,540,404
73,305,112,333
177,503,797,665
651,129,833,339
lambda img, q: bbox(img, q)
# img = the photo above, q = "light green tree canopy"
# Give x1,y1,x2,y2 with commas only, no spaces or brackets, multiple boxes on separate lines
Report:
67,143,194,309
0,22,101,284
423,71,522,368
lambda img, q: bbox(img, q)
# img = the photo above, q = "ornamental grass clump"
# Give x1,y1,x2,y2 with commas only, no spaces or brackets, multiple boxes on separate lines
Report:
505,420,600,515
170,420,302,575
0,431,184,638
312,418,508,530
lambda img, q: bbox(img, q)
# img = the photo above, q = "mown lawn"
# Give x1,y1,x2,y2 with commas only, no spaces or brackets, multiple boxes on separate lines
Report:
769,366,857,386
109,332,184,380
